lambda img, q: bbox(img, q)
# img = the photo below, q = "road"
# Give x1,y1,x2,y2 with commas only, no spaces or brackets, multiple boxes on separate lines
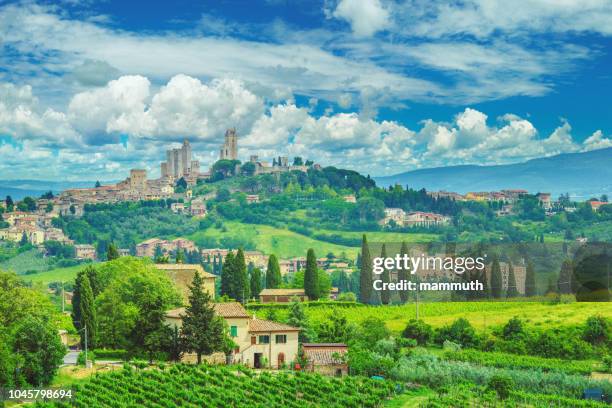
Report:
63,350,79,365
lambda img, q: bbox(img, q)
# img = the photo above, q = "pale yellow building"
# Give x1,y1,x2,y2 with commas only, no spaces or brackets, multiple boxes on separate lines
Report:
166,302,300,369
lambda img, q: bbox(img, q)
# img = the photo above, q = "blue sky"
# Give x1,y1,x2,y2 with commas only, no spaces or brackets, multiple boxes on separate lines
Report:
0,0,611,180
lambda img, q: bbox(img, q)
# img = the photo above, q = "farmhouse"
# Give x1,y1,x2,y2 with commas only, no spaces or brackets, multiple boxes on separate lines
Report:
166,302,300,369
259,288,309,303
154,263,216,303
74,244,96,260
302,343,349,377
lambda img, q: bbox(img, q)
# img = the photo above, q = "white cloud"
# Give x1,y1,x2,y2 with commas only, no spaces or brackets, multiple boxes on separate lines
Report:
332,0,391,37
583,130,612,151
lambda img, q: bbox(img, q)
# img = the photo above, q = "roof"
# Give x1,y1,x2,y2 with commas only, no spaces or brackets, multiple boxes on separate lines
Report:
154,263,216,279
214,302,249,318
248,318,300,332
166,302,249,319
303,343,348,365
259,288,305,296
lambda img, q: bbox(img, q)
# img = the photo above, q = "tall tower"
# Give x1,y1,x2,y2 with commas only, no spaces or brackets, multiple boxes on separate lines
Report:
181,139,191,175
219,128,238,160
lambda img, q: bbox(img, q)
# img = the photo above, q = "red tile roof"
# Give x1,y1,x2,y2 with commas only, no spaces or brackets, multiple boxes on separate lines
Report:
248,318,300,332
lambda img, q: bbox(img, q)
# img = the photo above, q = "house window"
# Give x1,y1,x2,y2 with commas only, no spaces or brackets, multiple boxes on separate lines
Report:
258,335,270,344
275,334,287,344
251,336,256,345
230,325,238,337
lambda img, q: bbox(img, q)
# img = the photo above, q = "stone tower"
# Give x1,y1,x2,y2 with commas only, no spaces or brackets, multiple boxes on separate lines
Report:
220,128,238,161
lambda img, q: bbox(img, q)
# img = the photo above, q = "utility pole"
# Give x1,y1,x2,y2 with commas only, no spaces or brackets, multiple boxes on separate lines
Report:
84,325,88,367
61,281,65,313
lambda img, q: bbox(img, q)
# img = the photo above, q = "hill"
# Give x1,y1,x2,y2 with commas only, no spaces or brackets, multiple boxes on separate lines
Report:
374,148,612,199
0,179,104,200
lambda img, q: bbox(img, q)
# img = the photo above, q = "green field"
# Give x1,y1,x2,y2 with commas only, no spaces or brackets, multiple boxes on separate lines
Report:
24,263,97,285
0,248,50,273
255,300,612,333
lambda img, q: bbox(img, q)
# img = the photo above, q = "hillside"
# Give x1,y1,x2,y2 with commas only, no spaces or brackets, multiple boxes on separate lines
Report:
374,148,612,199
0,179,103,200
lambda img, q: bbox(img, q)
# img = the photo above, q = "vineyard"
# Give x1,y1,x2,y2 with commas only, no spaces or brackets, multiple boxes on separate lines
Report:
34,364,396,408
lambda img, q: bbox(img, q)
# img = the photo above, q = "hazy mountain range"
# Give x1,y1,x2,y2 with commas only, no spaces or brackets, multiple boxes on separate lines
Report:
0,180,101,200
374,148,612,200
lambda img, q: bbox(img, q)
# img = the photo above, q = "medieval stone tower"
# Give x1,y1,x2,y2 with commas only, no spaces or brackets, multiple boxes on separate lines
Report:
219,128,238,161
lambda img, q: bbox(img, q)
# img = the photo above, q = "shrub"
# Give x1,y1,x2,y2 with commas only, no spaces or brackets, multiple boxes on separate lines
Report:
402,319,433,345
77,350,96,366
435,318,479,348
502,317,524,340
487,374,513,399
583,315,610,346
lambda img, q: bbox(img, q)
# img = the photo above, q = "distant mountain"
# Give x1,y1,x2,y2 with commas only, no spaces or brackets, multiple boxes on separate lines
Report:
374,148,612,200
0,180,102,200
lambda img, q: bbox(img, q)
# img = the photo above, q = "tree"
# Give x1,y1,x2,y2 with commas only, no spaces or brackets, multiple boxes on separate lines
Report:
266,254,282,289
221,252,235,298
398,242,410,304
293,156,303,166
506,261,519,297
359,235,373,304
5,195,14,211
79,274,97,350
490,255,503,298
525,260,536,297
130,294,171,363
12,316,65,386
234,249,250,303
175,249,185,264
304,249,319,300
181,272,224,364
107,243,119,261
19,232,29,246
241,161,256,176
175,177,187,190
287,299,314,342
380,244,391,305
557,259,573,294
95,181,101,188
250,267,262,299
402,319,433,345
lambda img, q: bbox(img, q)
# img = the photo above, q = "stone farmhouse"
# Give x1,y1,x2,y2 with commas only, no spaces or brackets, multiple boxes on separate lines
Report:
381,208,450,228
166,302,300,369
302,343,348,377
259,288,309,303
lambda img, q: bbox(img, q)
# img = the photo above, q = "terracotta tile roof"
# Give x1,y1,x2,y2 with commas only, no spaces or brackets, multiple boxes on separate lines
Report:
165,302,249,319
248,318,300,332
154,263,216,279
213,302,249,318
259,288,306,296
303,343,348,365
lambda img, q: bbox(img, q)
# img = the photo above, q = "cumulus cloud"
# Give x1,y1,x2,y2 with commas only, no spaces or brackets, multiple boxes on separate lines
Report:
332,0,391,37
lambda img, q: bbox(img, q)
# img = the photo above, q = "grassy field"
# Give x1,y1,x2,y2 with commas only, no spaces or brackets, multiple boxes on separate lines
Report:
257,300,612,333
24,263,96,285
0,248,50,273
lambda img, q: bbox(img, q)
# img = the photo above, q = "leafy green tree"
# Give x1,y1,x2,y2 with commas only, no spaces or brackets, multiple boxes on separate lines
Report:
304,249,319,300
221,252,235,298
506,261,519,297
402,319,433,345
250,267,262,299
265,254,282,289
181,271,224,364
490,255,503,298
359,235,373,304
130,294,171,363
435,318,479,348
287,299,315,342
583,315,609,345
175,249,185,264
380,244,391,304
358,317,389,346
525,260,536,297
107,243,119,261
241,162,256,176
12,316,65,386
398,242,410,304
234,249,250,303
79,274,97,349
5,195,14,211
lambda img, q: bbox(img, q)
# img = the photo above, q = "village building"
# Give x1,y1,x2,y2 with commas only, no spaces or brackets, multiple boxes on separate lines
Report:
302,343,349,377
170,202,185,213
135,238,197,258
166,302,300,369
246,194,260,204
74,244,96,260
0,225,45,245
536,193,552,209
190,199,207,217
404,211,450,228
259,288,309,303
154,264,216,303
342,195,356,203
589,201,608,211
381,208,406,225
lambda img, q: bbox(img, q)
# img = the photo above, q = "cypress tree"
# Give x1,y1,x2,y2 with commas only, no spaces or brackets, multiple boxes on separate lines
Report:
79,274,97,349
490,255,503,298
266,254,282,288
557,259,573,294
181,271,224,364
175,249,185,264
221,252,235,298
72,270,84,331
234,249,249,302
250,267,263,299
525,260,536,297
398,242,410,303
506,261,519,297
304,249,319,300
380,244,391,305
107,243,119,261
359,235,373,304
